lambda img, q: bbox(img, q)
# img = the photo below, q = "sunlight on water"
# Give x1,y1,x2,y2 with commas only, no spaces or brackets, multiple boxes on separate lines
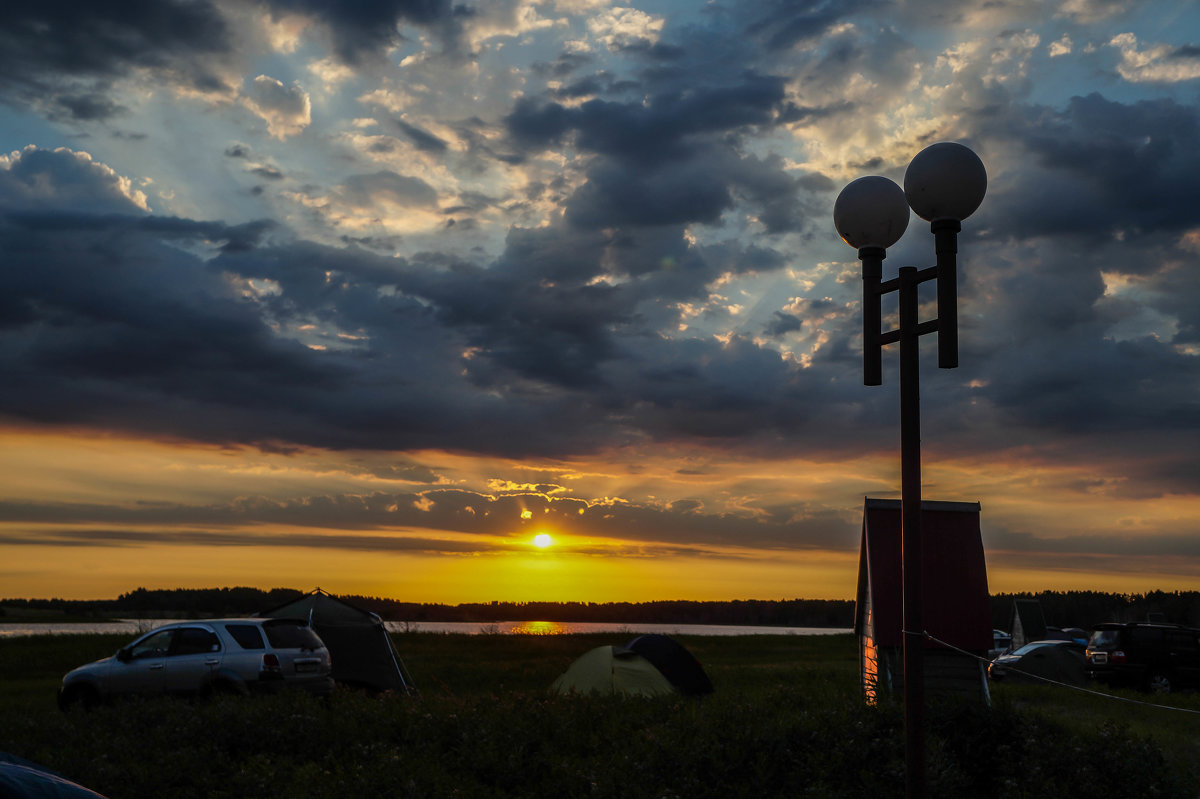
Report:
508,620,566,635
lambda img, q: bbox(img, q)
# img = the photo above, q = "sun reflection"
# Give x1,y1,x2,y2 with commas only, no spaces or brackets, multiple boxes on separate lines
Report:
510,620,566,635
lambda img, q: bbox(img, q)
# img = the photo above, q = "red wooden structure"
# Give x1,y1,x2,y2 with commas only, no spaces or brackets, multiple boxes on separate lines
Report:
855,498,992,702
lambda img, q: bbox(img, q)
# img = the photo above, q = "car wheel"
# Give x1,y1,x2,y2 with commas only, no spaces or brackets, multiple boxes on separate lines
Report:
1147,672,1172,694
59,684,100,712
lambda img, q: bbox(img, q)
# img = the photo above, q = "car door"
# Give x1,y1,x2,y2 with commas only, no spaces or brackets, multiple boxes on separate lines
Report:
162,626,222,693
108,628,174,696
1166,630,1200,688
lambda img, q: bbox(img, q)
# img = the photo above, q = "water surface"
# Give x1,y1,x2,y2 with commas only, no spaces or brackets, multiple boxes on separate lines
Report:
0,619,849,637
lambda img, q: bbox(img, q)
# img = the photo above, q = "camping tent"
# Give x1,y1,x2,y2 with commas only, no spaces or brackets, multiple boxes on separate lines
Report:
550,646,677,697
1009,599,1047,649
0,752,107,798
262,589,414,694
625,634,714,695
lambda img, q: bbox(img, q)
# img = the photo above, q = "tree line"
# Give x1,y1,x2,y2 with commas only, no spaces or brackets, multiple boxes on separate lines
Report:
989,590,1200,630
4,587,1199,630
2,587,854,626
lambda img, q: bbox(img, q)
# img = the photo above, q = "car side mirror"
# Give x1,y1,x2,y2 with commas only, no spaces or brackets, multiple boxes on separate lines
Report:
116,648,131,663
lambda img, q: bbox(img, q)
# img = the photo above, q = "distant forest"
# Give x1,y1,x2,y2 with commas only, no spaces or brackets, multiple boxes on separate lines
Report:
4,587,1200,630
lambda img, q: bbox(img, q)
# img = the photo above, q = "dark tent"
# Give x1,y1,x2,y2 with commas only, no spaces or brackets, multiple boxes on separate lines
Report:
262,589,414,694
0,752,107,798
625,634,714,695
1009,599,1047,649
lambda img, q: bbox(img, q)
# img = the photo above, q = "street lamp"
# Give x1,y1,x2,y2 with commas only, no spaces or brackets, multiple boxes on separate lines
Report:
834,142,986,799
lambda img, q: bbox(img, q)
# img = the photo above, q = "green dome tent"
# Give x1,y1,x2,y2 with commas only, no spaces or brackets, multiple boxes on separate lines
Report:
550,645,677,697
261,589,414,694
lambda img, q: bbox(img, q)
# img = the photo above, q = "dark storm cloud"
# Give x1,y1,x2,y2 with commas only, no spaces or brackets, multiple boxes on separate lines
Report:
506,72,787,165
988,93,1200,239
764,312,803,337
909,88,1200,457
263,0,463,63
0,146,148,214
0,0,232,119
566,151,734,228
505,71,814,235
0,146,871,461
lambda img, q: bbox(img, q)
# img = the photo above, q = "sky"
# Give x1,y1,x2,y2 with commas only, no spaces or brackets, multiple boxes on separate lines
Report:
1,0,1199,603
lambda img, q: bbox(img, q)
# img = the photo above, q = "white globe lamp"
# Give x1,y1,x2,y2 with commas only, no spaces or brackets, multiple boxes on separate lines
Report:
833,176,910,251
903,142,987,223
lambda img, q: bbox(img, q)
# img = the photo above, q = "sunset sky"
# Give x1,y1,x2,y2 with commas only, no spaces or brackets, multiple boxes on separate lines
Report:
2,0,1199,603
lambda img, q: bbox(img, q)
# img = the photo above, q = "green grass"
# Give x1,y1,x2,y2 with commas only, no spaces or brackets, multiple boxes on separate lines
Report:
0,632,1196,798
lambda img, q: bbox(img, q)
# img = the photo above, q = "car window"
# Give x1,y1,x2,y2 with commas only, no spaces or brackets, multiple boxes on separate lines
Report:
171,627,220,656
1130,627,1165,647
1166,631,1199,650
1088,630,1120,649
129,629,174,659
225,624,266,650
263,620,323,650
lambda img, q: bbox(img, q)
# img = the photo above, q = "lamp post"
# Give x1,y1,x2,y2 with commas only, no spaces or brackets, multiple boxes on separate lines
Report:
833,143,986,799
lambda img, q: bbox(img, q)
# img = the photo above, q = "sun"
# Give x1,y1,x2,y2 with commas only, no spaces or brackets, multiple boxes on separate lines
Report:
532,533,554,549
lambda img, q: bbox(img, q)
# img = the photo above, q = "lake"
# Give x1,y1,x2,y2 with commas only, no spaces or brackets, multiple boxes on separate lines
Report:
0,619,850,637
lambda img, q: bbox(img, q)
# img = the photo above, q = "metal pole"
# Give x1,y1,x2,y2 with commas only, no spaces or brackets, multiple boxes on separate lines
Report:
898,265,925,799
860,247,884,386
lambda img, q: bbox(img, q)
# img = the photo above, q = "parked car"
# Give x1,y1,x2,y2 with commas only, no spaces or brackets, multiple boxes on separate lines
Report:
988,639,1085,684
1085,622,1200,694
988,629,1013,658
58,618,334,710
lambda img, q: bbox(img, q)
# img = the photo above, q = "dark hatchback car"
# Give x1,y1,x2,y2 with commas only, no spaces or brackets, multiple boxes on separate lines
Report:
1085,622,1200,694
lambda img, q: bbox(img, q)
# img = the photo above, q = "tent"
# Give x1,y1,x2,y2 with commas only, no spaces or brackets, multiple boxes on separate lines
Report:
550,646,677,697
625,634,714,695
0,752,107,798
1009,599,1047,649
262,589,414,694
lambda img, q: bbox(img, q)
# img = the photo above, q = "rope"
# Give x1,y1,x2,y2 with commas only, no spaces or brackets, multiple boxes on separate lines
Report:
914,630,1200,717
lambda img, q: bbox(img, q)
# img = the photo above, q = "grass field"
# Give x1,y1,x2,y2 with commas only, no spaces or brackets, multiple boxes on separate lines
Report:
1,631,1197,798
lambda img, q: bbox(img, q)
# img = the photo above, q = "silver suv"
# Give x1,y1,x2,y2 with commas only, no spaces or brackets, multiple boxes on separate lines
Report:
58,618,334,709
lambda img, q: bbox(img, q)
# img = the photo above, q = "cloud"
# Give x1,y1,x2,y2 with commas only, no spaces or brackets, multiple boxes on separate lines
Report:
986,93,1200,239
392,118,449,153
338,171,438,208
242,75,312,139
586,7,665,51
1109,33,1200,83
0,0,234,120
1,0,1199,562
0,482,859,553
263,0,463,63
1048,34,1073,57
0,146,150,213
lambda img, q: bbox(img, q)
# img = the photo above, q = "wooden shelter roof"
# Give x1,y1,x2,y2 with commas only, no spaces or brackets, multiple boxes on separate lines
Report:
854,498,992,652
